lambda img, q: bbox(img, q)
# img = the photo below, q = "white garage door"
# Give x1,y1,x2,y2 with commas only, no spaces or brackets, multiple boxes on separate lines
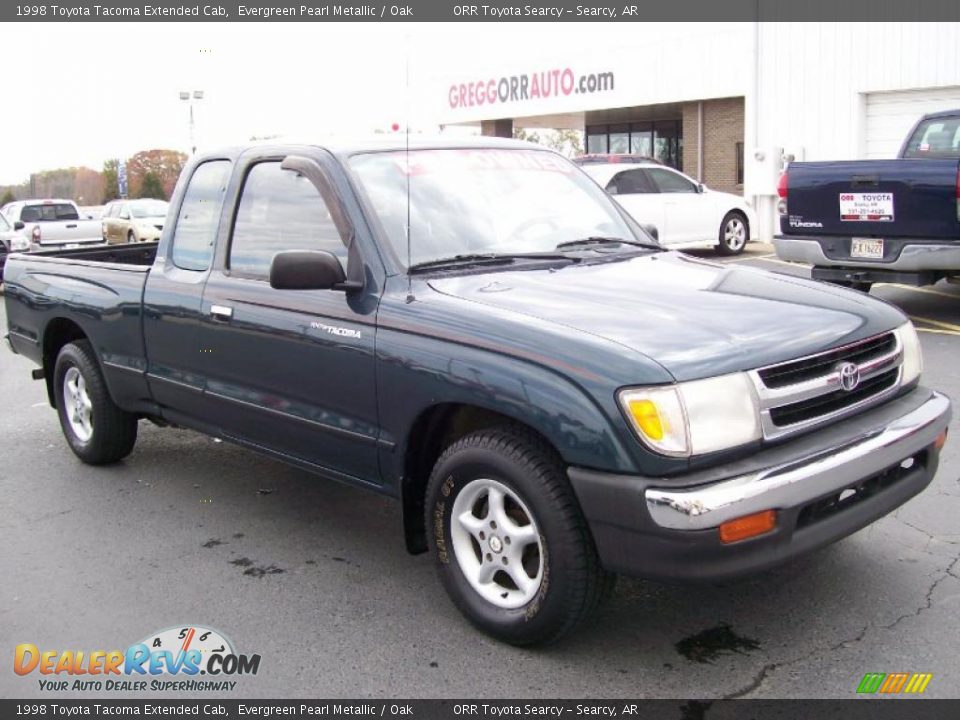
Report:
865,87,960,159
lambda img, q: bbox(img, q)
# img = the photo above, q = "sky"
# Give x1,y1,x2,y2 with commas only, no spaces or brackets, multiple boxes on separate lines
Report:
0,22,612,185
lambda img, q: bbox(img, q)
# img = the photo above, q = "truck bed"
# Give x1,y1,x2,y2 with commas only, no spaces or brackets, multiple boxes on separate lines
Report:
3,242,155,392
782,158,960,240
23,241,159,266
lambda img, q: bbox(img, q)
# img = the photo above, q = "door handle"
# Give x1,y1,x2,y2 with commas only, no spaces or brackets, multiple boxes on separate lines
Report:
210,304,233,321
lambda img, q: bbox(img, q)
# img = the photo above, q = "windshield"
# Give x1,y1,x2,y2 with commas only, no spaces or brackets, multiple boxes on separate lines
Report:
349,148,642,268
130,200,168,218
902,116,960,159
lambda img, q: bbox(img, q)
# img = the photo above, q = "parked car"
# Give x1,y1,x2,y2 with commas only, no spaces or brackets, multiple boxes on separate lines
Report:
1,199,102,251
3,138,951,646
101,199,169,244
578,158,758,255
0,210,31,283
774,109,960,291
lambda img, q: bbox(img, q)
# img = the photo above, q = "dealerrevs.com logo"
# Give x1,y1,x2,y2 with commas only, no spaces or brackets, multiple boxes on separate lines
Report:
14,626,260,692
448,68,615,109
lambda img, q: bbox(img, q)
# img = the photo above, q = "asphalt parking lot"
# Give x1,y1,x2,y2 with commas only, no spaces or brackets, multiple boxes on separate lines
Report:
1,244,958,700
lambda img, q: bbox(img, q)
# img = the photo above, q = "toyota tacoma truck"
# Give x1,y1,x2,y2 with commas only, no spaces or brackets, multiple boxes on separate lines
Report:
2,198,103,252
775,109,960,291
3,138,952,645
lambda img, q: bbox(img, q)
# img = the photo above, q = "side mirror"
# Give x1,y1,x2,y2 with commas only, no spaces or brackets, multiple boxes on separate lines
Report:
87,214,94,220
14,221,24,231
270,250,353,291
606,185,618,196
640,223,659,242
697,183,705,193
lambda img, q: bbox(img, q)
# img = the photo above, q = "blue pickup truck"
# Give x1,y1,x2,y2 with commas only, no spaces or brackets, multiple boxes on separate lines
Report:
3,137,952,645
775,109,960,291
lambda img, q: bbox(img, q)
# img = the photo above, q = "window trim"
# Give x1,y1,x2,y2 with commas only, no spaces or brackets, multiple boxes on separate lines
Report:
225,158,352,282
169,158,232,273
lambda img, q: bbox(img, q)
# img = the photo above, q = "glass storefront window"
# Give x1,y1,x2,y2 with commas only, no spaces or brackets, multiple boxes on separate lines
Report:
586,120,683,169
586,133,608,154
630,130,652,157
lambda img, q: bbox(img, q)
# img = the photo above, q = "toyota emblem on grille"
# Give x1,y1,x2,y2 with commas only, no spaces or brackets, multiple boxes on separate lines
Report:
838,362,861,392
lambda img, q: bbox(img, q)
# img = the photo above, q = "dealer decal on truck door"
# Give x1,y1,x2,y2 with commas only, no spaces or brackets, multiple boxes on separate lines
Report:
839,193,894,222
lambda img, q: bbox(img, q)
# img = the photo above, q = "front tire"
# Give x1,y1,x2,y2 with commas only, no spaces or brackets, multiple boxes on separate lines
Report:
54,340,138,464
425,427,612,645
127,230,136,244
716,211,748,256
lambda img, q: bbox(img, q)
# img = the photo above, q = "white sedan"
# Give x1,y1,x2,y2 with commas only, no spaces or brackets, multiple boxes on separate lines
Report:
578,160,758,255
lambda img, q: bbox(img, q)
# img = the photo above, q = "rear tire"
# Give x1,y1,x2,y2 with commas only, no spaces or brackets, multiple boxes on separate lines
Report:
716,211,748,256
425,426,612,646
54,340,138,465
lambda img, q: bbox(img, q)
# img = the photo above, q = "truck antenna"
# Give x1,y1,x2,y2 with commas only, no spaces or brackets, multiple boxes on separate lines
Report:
404,33,414,304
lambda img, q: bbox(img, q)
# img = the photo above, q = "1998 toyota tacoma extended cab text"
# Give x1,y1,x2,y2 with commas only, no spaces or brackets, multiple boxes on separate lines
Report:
3,137,952,645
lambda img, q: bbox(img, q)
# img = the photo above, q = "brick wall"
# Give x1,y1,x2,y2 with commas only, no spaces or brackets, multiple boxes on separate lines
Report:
681,97,745,195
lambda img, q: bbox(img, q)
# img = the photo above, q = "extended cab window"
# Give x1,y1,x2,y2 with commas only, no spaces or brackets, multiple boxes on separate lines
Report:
647,168,697,193
229,162,344,279
606,169,656,195
171,160,231,271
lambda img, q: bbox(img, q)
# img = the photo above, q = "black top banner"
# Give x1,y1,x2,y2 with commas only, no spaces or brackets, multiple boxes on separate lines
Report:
4,0,960,21
4,700,960,720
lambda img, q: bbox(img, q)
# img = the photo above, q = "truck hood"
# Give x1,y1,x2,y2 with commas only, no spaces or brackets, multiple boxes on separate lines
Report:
427,252,906,381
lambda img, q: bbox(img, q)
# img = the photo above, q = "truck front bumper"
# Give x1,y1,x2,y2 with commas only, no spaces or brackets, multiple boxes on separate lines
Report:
568,388,951,582
774,236,960,274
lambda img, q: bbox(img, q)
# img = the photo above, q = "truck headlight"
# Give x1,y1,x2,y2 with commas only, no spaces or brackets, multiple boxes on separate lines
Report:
10,235,30,252
619,373,761,457
896,322,922,385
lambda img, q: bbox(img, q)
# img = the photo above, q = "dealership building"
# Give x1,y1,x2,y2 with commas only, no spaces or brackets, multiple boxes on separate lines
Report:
434,23,960,240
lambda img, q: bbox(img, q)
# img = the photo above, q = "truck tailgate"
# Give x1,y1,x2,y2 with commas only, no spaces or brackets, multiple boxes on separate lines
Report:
784,159,960,240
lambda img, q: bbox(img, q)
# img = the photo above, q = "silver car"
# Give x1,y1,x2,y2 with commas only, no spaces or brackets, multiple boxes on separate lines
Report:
101,199,169,244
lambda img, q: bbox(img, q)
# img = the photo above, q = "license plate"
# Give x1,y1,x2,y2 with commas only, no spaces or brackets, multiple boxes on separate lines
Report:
65,243,80,249
839,192,894,222
851,238,884,259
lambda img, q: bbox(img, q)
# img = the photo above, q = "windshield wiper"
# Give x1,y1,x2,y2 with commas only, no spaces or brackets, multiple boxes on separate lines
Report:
555,236,661,252
409,252,577,273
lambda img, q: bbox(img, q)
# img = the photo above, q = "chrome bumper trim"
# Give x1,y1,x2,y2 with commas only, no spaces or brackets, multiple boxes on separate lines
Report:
645,391,951,531
774,237,960,272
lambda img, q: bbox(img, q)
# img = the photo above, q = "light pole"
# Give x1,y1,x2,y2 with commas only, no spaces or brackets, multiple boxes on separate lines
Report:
179,90,204,154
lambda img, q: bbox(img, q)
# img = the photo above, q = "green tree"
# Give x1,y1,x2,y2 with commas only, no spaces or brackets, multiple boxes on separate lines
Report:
0,189,15,206
512,128,584,158
102,159,120,203
137,172,166,200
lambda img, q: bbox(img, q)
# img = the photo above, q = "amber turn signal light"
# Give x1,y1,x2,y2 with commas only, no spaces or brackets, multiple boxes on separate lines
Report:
719,510,777,544
934,429,948,451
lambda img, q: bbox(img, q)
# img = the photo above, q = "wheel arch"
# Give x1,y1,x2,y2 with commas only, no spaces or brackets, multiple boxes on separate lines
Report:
400,402,565,555
42,318,90,407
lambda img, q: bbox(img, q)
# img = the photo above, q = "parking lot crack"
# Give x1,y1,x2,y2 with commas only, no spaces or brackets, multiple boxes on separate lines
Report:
721,623,870,699
882,554,960,632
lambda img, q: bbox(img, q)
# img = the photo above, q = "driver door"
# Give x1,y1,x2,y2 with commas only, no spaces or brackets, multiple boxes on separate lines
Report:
199,155,382,485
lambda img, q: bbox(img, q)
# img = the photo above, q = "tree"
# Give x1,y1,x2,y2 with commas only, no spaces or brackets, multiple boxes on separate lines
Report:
511,128,584,158
126,149,187,200
137,172,166,200
0,189,14,206
102,159,120,203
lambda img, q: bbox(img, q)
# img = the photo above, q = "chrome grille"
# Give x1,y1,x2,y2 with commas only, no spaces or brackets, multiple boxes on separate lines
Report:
750,331,902,440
